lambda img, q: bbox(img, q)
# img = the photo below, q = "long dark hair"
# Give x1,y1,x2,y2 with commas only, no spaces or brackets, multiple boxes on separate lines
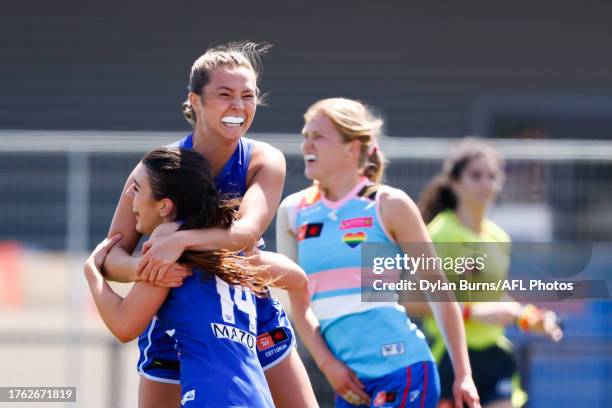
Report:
418,138,504,224
141,147,270,295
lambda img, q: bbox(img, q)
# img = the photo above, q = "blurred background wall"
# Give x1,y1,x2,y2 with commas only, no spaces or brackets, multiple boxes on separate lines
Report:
2,0,612,136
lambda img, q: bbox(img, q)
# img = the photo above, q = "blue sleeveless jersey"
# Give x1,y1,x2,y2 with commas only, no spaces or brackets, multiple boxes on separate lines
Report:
137,134,294,405
171,133,250,199
172,134,295,368
156,272,273,407
283,178,433,379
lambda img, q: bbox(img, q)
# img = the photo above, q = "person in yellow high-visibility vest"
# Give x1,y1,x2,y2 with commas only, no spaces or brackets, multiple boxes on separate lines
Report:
407,138,563,408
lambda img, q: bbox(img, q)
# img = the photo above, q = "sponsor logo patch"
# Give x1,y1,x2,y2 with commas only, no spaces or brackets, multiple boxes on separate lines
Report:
257,333,273,351
340,216,373,230
374,391,397,406
297,223,324,241
256,327,290,351
381,341,405,357
343,231,367,248
211,323,256,350
409,390,420,402
181,389,195,406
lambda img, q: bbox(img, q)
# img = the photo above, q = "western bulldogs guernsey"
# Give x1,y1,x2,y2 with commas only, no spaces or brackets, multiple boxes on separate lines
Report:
136,135,294,404
285,177,434,379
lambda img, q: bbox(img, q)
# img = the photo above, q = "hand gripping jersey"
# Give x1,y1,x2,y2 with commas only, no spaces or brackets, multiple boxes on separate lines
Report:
284,177,433,378
136,135,294,401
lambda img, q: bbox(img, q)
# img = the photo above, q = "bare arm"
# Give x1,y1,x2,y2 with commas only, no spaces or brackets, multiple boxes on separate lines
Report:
464,298,561,340
265,207,337,368
465,298,522,325
102,167,142,282
379,187,480,408
84,235,169,342
103,166,190,287
275,199,299,262
249,250,307,291
180,142,286,252
276,195,335,369
137,142,286,281
275,198,335,366
401,251,562,338
403,295,522,326
276,195,370,405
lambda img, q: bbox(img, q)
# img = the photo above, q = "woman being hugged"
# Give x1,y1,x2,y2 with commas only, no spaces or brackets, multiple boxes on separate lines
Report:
86,147,277,407
276,98,480,408
102,42,316,408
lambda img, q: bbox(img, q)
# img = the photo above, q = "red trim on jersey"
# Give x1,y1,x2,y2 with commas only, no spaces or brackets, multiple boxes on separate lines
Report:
399,366,413,407
420,362,429,408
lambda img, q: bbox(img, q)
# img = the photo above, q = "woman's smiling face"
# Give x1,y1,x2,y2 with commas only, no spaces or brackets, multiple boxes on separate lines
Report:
126,163,168,236
301,110,360,181
190,66,258,143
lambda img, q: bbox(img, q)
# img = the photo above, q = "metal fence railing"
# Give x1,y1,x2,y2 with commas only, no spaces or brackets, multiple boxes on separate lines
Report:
3,131,612,249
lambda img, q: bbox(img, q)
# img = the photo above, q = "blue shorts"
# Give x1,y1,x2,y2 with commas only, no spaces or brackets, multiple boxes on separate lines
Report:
335,361,440,408
137,295,295,382
137,316,181,383
255,295,296,370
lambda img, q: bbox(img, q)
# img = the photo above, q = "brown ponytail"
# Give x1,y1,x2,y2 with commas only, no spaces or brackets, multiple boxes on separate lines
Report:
362,148,386,184
418,175,457,224
142,147,272,296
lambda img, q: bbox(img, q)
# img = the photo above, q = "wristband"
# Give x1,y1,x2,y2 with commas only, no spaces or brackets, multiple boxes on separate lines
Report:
517,304,540,332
